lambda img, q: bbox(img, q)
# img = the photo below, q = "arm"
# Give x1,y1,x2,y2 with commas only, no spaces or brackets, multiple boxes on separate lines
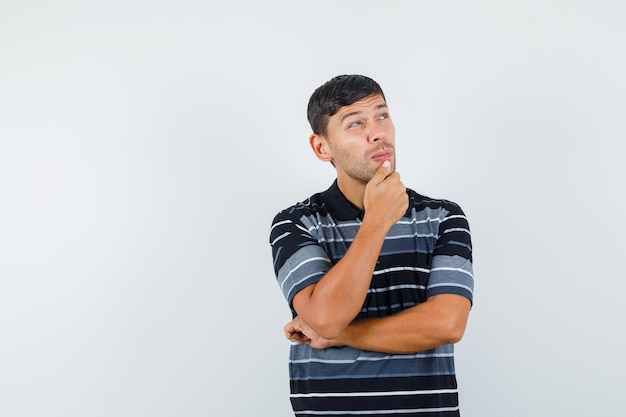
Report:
286,201,475,353
286,294,471,354
337,293,470,353
292,161,408,339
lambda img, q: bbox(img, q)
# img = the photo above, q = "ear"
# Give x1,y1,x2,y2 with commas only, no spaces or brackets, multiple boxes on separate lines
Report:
309,133,334,163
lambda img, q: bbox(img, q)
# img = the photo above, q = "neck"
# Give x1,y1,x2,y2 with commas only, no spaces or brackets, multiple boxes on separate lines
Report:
336,175,367,211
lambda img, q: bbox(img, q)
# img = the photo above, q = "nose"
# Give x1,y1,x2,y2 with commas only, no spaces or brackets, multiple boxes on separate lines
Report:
367,125,385,143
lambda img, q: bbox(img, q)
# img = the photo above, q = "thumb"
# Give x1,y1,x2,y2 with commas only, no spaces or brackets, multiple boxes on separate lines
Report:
370,160,393,185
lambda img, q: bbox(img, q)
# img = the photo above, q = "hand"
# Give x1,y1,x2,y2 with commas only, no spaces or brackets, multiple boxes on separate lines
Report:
363,160,408,229
284,316,336,349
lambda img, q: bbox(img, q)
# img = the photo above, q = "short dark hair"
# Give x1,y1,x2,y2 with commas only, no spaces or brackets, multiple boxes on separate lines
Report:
307,74,386,136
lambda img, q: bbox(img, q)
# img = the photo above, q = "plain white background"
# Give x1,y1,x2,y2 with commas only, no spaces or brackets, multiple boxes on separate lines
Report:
1,1,625,416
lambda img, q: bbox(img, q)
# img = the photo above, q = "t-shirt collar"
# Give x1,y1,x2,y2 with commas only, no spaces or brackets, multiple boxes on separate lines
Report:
322,179,414,221
322,180,364,221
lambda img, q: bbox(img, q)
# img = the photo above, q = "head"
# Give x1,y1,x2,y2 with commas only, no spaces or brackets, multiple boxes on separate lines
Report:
307,74,386,137
307,74,396,185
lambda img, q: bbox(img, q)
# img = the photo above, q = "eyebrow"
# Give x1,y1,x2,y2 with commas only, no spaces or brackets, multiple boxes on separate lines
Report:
340,103,388,124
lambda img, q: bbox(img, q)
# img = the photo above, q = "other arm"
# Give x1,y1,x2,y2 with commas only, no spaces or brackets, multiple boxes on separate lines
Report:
286,294,470,354
286,201,474,353
291,162,408,339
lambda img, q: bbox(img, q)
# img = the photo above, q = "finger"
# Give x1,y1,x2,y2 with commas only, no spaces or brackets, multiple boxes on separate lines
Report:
289,332,311,344
284,324,298,339
370,160,393,185
386,171,401,182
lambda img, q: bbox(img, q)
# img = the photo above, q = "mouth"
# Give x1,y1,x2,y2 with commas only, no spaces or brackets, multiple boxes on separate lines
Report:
371,150,393,163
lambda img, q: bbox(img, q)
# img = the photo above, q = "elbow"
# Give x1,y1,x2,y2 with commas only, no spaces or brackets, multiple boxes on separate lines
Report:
445,327,465,344
305,311,350,340
292,286,350,340
313,320,347,340
427,294,471,345
439,316,467,345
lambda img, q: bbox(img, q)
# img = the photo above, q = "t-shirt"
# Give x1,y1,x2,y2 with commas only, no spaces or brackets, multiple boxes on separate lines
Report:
270,180,474,416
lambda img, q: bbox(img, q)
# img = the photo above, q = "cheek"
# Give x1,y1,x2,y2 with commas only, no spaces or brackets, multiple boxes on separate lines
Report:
387,123,396,139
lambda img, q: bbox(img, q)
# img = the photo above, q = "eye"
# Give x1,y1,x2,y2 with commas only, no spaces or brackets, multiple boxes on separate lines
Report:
378,113,389,120
349,121,362,128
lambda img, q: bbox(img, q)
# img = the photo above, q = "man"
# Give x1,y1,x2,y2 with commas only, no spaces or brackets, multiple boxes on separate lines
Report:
269,74,474,416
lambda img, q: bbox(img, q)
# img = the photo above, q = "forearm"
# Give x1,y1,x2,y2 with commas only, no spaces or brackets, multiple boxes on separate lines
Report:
291,161,409,339
293,219,389,338
334,294,471,354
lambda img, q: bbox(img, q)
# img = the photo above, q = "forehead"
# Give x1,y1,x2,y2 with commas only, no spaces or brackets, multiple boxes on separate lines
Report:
332,94,387,120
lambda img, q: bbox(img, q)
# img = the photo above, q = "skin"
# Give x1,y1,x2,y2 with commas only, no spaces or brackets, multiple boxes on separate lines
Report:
285,94,471,354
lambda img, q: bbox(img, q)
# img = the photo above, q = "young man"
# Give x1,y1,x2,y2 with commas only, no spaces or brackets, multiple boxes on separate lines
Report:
269,74,474,416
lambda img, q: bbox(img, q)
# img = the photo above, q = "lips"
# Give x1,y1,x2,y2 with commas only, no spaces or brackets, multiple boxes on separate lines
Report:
371,150,392,163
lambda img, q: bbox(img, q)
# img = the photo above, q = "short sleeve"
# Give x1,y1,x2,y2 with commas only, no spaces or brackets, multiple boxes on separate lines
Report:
426,202,474,304
269,210,333,307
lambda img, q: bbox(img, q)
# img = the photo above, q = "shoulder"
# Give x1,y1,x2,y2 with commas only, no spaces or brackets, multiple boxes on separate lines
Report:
406,188,466,218
271,191,327,226
269,188,334,246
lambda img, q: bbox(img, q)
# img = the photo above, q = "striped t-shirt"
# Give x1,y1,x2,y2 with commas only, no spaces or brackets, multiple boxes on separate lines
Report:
269,180,474,417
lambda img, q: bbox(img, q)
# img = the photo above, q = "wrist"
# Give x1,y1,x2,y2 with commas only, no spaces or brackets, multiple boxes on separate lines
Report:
360,213,394,235
333,321,358,348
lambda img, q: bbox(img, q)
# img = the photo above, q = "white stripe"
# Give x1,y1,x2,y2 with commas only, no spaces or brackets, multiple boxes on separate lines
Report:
289,352,453,364
290,357,356,364
270,219,291,233
314,233,435,243
430,267,474,278
429,282,474,294
280,256,330,291
442,227,470,234
368,284,425,293
373,266,430,275
356,352,454,361
398,216,443,226
286,272,326,298
305,215,444,232
307,220,360,231
442,214,467,222
316,236,354,243
291,388,457,398
271,231,290,246
296,223,309,233
385,232,436,240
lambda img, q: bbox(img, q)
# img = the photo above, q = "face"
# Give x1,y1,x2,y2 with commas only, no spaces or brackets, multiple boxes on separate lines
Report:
314,94,396,184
